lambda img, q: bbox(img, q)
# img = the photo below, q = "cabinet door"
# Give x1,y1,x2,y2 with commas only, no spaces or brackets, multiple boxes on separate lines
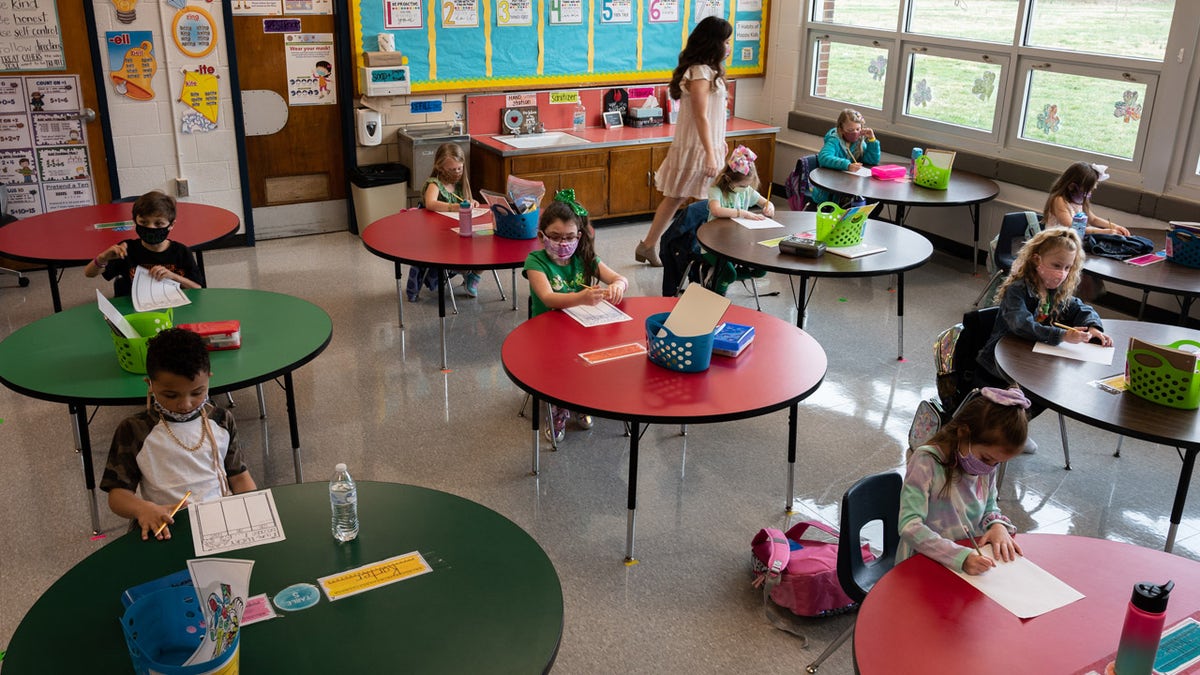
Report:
517,172,561,208
609,147,653,216
562,167,608,218
650,145,671,211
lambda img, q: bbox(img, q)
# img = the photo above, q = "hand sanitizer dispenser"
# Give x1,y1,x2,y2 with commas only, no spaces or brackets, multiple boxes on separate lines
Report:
356,108,382,146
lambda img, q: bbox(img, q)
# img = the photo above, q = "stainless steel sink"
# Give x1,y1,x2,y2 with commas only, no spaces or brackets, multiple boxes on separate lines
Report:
493,132,589,149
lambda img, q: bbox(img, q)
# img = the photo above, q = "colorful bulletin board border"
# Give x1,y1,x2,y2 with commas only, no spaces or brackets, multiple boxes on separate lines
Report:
350,0,768,94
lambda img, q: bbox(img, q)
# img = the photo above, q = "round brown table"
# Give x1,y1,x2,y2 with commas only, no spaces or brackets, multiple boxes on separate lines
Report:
809,166,998,273
996,319,1200,551
0,202,240,312
696,212,932,359
855,534,1200,674
1084,227,1200,325
502,297,827,562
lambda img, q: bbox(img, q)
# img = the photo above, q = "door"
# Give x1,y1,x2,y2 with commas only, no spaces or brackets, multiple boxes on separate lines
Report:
231,12,344,209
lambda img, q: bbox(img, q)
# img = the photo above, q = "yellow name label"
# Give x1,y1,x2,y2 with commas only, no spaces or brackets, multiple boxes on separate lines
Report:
318,551,432,601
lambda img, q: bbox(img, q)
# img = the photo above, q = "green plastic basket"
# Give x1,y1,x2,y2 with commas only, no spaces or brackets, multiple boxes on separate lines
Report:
111,309,174,374
814,202,865,248
1126,339,1200,410
913,154,951,190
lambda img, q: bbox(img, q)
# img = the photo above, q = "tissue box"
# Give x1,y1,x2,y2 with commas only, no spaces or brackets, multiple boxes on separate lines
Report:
871,164,906,180
178,320,241,351
712,322,755,357
364,51,406,67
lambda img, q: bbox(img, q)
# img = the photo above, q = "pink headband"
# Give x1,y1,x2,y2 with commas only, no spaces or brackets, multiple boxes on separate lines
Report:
980,387,1031,410
728,145,757,175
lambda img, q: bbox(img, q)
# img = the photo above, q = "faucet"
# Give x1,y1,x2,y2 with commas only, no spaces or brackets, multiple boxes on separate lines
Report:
533,121,545,134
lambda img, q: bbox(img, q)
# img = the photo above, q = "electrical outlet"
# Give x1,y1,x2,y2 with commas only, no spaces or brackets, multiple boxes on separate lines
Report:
175,177,189,197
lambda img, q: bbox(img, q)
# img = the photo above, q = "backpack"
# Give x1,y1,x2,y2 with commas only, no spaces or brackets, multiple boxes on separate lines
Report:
907,323,962,452
784,155,816,212
749,520,870,620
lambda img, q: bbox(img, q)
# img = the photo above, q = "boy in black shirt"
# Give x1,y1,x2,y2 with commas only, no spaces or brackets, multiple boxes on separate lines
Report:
85,191,202,296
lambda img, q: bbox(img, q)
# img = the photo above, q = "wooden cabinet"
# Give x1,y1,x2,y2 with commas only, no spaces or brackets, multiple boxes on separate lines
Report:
608,147,656,216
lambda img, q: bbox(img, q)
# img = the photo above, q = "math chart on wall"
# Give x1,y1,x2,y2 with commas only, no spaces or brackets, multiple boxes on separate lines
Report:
0,75,94,217
350,0,767,93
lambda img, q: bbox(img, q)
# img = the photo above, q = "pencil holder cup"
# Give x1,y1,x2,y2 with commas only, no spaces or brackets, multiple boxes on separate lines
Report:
1126,339,1200,410
814,202,843,243
494,208,538,239
111,309,173,374
122,586,240,675
645,312,715,373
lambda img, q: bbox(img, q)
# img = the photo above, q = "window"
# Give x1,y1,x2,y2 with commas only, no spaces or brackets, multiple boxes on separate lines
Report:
1026,0,1175,61
810,0,901,31
1017,68,1149,160
905,51,1004,133
810,38,888,111
907,0,1018,44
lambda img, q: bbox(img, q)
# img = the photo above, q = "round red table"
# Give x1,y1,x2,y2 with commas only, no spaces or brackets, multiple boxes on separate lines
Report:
362,209,541,369
502,296,827,562
0,202,240,312
855,534,1200,674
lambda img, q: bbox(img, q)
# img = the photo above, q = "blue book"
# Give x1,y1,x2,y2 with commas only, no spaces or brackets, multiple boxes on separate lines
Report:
121,569,193,608
712,322,755,357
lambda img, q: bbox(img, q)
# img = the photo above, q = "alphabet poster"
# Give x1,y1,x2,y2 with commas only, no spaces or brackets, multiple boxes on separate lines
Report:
283,33,335,105
105,31,157,100
0,74,93,216
0,0,64,72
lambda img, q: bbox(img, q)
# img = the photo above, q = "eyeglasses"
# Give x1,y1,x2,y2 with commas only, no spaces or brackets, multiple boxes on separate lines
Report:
543,233,579,243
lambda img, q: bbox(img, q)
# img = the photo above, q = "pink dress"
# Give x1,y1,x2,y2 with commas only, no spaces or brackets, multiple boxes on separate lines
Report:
654,64,728,200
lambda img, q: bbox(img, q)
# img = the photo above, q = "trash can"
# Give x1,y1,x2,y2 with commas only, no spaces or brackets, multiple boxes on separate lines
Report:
349,162,410,235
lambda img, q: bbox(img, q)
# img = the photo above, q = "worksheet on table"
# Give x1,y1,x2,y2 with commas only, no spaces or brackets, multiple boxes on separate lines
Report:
189,489,286,557
950,549,1083,619
1032,340,1115,365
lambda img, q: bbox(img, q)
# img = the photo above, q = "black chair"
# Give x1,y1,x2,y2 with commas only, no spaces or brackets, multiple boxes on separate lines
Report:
785,153,819,212
805,471,902,673
974,211,1040,307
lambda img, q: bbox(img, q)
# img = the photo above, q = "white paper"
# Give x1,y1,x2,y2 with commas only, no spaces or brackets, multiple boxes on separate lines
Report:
843,167,872,177
131,266,192,312
190,489,286,557
733,216,784,230
183,558,253,665
435,207,490,220
563,300,632,327
1032,340,1115,365
96,289,139,338
826,242,886,259
951,549,1084,619
663,283,730,338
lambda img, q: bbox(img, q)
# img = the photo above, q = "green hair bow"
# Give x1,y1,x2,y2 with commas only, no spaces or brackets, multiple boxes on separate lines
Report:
553,189,589,217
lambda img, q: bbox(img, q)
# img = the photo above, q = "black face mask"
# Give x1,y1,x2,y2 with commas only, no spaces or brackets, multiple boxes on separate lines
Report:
137,224,171,245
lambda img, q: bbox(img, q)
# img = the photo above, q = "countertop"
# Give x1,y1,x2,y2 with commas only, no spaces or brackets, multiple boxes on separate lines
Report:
471,117,780,157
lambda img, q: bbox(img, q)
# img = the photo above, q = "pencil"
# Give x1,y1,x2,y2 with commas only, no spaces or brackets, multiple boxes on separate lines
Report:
154,490,191,537
961,524,984,557
1052,321,1075,331
766,183,772,202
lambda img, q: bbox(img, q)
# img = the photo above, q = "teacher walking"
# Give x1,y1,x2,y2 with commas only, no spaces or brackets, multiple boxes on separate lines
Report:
634,16,733,267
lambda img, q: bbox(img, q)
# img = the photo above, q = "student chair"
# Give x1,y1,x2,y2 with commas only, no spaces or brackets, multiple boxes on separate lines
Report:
785,154,819,212
805,471,903,674
974,211,1041,307
658,200,764,309
0,190,31,288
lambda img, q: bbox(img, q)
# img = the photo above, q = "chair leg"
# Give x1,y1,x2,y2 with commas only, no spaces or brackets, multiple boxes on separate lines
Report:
518,392,530,417
997,461,1007,491
1058,413,1071,470
225,392,235,407
1114,435,1123,458
492,269,506,300
973,271,1003,307
805,624,854,673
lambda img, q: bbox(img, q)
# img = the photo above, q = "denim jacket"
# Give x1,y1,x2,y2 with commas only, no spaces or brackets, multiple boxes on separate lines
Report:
976,278,1102,381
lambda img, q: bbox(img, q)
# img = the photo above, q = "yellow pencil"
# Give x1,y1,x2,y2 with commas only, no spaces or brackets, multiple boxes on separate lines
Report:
1053,322,1077,331
766,183,772,202
154,490,191,537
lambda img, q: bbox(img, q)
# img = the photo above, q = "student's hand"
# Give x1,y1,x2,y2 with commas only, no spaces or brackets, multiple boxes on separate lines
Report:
99,242,128,264
982,523,1022,562
847,162,863,172
962,552,995,575
1086,327,1113,347
862,127,876,141
762,201,776,218
579,287,606,306
470,199,480,208
742,211,766,221
136,502,177,541
147,265,175,282
606,279,627,305
1109,224,1131,236
1063,327,1089,344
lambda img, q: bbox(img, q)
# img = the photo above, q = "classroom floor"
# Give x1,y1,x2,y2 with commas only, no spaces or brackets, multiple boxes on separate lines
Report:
2,217,1198,674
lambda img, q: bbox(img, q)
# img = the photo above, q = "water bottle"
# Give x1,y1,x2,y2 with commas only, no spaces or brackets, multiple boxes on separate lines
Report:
1111,580,1173,675
910,147,923,178
572,102,586,131
1072,210,1088,239
329,463,359,542
458,200,472,237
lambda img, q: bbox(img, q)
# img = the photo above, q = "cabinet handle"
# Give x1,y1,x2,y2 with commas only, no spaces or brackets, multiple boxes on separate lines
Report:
646,170,652,187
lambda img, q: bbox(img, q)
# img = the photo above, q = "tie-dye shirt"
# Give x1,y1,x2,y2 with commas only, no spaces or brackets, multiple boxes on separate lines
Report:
898,444,1015,570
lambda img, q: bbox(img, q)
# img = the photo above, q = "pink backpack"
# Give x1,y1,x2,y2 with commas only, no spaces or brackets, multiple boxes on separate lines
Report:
750,520,870,618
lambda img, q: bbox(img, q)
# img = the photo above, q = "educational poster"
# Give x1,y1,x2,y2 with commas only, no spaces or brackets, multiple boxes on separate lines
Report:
31,112,83,146
601,0,633,23
25,76,79,112
0,74,92,215
284,0,333,13
442,0,479,27
0,149,37,185
497,0,533,26
735,20,759,62
548,0,583,24
171,6,218,59
283,33,336,105
0,113,32,147
179,66,220,133
106,31,157,100
42,180,93,210
694,0,724,21
0,77,23,111
231,0,283,15
3,182,41,216
736,0,760,10
36,146,89,182
0,0,64,72
649,0,679,23
384,0,422,29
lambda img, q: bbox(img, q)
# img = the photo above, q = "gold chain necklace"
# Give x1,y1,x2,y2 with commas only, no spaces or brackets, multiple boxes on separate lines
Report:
159,407,211,452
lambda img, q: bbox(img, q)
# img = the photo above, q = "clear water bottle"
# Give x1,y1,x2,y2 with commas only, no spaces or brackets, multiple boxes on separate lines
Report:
458,200,472,237
330,463,359,542
1072,211,1088,239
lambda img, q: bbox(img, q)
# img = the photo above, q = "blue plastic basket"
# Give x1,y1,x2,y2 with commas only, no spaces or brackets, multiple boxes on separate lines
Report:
645,312,716,373
121,586,240,675
494,207,538,239
1167,229,1200,269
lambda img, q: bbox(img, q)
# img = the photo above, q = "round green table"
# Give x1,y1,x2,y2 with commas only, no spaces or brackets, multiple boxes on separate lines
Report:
3,481,564,673
0,288,332,534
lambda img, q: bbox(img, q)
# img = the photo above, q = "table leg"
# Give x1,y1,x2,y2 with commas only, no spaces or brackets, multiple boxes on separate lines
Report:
1165,448,1197,553
531,395,541,476
195,250,208,288
48,264,62,313
796,275,809,330
74,404,102,535
896,272,905,360
786,403,798,513
438,269,448,370
1057,413,1072,470
70,405,82,452
969,203,981,276
283,372,303,483
394,262,405,329
1179,296,1195,327
894,204,907,228
625,420,640,564
256,383,267,419
511,269,518,311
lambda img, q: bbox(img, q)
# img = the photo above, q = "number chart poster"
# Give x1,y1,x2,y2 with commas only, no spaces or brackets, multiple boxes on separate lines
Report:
0,75,93,216
350,0,767,93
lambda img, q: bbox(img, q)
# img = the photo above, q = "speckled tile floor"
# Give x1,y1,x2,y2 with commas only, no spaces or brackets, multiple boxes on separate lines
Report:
2,215,1197,674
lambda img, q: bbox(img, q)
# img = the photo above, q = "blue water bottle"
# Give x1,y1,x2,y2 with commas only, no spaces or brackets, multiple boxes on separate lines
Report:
1071,211,1088,239
910,147,923,179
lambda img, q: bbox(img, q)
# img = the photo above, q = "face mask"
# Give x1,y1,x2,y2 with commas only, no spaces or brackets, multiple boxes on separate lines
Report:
957,444,997,476
152,394,208,423
732,185,750,193
543,238,579,260
137,225,170,245
1037,264,1068,289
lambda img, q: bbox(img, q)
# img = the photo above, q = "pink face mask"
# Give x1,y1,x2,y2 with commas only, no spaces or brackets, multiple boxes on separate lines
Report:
543,238,579,260
1037,264,1068,289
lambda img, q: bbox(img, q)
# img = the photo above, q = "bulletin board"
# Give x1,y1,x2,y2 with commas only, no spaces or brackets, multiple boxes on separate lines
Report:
349,0,769,94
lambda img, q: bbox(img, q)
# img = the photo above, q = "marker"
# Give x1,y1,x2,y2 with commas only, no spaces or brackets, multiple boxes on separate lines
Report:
153,490,191,537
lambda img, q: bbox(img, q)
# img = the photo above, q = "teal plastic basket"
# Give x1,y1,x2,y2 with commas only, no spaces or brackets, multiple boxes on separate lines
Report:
494,207,538,239
645,312,715,373
121,586,240,675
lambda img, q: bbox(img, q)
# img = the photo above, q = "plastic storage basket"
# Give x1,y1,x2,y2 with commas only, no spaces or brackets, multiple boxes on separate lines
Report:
121,586,240,675
494,207,538,239
645,312,715,373
1166,229,1200,269
111,309,174,374
814,202,865,248
1126,339,1200,410
913,153,951,190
